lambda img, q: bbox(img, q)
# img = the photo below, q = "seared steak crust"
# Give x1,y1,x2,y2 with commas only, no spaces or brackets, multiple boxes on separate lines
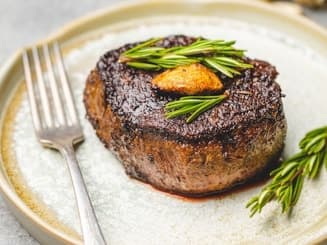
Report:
84,35,287,196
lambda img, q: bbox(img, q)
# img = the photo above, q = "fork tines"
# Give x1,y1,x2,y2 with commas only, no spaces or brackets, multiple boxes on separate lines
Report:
22,43,79,131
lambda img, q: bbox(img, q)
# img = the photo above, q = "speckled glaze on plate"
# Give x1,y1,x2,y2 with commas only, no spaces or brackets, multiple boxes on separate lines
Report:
0,1,327,244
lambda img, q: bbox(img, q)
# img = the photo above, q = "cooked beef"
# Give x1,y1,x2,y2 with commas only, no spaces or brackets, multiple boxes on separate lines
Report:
83,35,287,196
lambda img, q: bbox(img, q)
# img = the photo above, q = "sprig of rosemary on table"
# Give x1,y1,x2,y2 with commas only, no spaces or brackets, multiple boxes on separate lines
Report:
165,93,228,123
120,38,253,78
246,126,327,217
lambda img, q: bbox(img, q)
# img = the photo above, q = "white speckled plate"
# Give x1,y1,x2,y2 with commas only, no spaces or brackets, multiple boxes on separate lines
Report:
1,1,327,244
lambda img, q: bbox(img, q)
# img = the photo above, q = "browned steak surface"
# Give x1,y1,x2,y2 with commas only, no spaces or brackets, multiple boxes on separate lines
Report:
97,35,284,144
84,35,287,196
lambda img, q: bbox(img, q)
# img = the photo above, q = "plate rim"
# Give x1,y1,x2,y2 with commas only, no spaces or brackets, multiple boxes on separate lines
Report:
0,0,326,244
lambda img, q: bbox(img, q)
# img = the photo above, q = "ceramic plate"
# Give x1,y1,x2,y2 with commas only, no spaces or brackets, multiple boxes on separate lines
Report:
0,1,327,244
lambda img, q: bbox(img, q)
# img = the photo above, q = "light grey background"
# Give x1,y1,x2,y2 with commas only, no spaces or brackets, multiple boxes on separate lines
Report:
0,1,326,244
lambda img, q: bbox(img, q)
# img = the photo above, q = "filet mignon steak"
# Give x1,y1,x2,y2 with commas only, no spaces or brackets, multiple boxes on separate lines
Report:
83,35,287,197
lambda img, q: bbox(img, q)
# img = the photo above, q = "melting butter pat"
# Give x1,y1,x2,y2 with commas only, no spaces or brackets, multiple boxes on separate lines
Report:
152,63,223,95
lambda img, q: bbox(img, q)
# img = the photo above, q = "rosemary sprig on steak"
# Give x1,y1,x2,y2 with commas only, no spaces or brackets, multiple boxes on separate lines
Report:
247,126,327,217
165,93,228,123
119,38,253,78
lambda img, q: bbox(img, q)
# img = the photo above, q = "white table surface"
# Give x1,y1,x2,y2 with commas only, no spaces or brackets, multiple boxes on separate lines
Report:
0,0,326,244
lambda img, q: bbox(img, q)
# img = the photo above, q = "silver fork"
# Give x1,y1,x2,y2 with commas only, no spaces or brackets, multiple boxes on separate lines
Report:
22,43,107,245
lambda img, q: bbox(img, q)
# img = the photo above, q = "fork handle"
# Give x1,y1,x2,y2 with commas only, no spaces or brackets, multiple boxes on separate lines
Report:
60,144,107,245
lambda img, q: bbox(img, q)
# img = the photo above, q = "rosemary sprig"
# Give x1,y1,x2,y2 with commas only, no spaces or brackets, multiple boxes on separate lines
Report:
246,126,327,217
120,38,253,78
165,93,228,123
